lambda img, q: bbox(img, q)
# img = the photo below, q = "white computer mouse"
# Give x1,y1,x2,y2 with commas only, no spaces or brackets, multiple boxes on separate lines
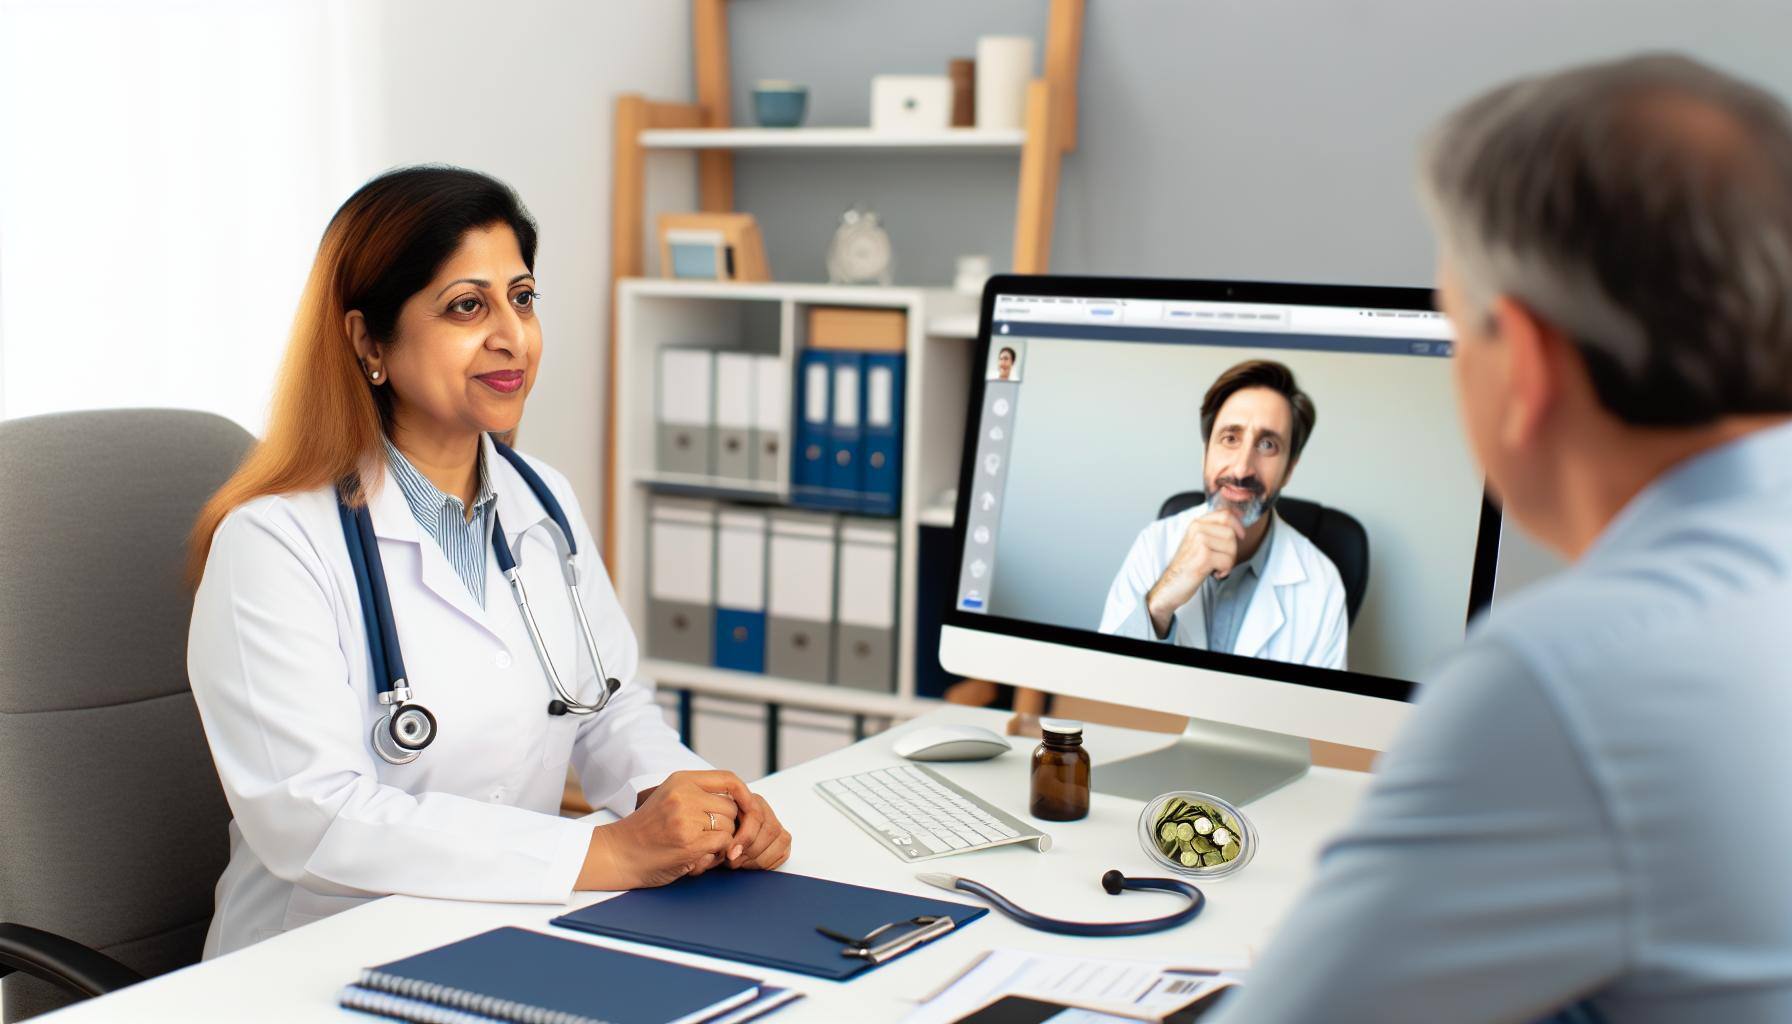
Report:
892,724,1014,762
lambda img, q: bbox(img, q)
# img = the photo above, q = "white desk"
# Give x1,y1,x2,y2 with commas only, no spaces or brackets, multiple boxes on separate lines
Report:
43,707,1370,1022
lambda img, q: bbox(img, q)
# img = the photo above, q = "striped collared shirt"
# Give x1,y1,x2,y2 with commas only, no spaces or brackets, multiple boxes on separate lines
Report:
381,435,498,607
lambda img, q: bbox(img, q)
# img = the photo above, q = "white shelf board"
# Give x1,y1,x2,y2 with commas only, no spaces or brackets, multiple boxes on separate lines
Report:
636,472,787,502
921,290,982,339
926,313,981,339
917,505,956,529
640,127,1026,152
619,280,987,329
621,278,924,307
642,659,932,719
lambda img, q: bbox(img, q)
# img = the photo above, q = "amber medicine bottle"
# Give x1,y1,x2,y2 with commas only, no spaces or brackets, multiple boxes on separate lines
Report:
1030,718,1091,821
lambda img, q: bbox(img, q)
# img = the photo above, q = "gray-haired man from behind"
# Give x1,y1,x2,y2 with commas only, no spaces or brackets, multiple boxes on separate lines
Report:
1208,55,1792,1024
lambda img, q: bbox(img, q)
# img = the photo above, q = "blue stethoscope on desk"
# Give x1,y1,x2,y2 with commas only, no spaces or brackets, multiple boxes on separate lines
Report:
337,440,621,765
919,870,1205,936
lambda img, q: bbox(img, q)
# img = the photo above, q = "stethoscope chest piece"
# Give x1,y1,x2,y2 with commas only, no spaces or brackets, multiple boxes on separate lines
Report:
371,690,438,766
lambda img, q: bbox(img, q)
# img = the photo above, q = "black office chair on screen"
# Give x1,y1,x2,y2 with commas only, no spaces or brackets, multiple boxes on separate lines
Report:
1156,491,1370,626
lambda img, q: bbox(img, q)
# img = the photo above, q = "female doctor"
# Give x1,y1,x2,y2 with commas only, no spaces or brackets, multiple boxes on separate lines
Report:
186,166,789,959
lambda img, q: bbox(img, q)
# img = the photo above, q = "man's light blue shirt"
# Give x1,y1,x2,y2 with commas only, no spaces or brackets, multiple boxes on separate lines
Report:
1200,516,1271,655
1210,422,1792,1024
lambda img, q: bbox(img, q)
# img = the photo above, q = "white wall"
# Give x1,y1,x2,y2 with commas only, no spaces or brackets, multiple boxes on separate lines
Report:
0,0,383,430
0,0,696,541
359,0,697,533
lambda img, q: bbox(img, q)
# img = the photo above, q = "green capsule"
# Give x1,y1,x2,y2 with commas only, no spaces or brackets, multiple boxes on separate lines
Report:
1175,822,1194,841
1202,851,1224,867
1193,836,1214,854
1179,849,1199,868
1222,841,1241,861
1159,822,1178,842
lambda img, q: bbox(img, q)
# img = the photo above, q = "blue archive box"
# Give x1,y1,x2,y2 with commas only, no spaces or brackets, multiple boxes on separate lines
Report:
826,350,865,509
859,352,905,516
712,507,768,674
793,349,833,504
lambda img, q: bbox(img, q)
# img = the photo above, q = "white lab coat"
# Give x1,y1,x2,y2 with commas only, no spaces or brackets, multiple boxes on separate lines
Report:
186,438,707,958
1098,502,1349,669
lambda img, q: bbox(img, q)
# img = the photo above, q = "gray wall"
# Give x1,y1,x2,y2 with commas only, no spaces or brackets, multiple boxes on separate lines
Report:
729,0,1792,596
730,0,1792,287
985,335,1482,682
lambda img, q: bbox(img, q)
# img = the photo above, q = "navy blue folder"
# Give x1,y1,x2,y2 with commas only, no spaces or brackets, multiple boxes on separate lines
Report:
826,351,865,509
552,869,986,981
859,352,905,515
792,349,833,505
344,926,760,1024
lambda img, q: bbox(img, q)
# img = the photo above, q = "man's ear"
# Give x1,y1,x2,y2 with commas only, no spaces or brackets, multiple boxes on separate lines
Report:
1489,294,1560,450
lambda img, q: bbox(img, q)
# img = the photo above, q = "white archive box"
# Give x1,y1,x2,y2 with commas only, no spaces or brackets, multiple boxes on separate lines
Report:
712,352,756,481
751,353,785,484
870,74,953,134
833,519,898,693
765,510,837,685
646,497,716,665
656,348,714,476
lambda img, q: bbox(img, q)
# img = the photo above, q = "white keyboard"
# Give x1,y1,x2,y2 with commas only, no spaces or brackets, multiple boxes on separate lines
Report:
816,764,1052,862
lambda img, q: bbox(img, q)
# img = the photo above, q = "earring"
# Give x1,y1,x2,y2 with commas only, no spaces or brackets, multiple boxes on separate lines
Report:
369,370,381,381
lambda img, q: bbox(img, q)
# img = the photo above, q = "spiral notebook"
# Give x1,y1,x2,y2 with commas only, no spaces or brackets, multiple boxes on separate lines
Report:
338,926,763,1024
340,982,803,1024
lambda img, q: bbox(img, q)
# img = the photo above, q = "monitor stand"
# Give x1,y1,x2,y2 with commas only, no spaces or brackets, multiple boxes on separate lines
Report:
1091,717,1311,806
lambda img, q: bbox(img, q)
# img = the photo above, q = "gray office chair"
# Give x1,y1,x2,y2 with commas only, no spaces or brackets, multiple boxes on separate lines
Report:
1157,490,1371,626
0,409,252,1021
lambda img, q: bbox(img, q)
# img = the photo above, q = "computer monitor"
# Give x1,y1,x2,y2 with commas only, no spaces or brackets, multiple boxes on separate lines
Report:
940,275,1500,803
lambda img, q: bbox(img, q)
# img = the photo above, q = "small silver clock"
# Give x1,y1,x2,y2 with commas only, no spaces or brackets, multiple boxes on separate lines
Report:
827,206,894,285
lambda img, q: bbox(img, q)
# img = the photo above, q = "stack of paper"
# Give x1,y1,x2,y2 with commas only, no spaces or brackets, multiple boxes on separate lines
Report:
903,948,1247,1024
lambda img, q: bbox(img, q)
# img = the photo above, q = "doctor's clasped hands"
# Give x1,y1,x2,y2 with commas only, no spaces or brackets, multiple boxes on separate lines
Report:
579,770,792,890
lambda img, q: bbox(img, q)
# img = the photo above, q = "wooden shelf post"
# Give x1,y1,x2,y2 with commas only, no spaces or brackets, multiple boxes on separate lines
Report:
1045,0,1085,150
1011,79,1063,275
1011,0,1084,275
693,0,735,211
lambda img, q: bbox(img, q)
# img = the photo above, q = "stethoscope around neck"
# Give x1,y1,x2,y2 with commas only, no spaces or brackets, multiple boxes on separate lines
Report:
337,439,620,765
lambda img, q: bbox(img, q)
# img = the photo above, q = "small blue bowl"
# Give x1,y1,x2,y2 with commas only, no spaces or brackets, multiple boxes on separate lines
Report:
753,81,808,128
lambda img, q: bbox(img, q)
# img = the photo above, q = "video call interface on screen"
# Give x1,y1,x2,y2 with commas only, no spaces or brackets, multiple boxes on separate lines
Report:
957,292,1490,685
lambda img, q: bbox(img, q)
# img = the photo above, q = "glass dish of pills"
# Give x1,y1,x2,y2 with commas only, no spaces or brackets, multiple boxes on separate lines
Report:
1137,791,1257,879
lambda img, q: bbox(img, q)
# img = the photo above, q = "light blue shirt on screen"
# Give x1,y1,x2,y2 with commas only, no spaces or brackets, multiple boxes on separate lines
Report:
1208,422,1792,1024
1199,516,1271,655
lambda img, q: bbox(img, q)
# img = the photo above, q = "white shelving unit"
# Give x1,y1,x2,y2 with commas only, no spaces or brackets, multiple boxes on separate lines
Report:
639,127,1026,152
614,278,980,723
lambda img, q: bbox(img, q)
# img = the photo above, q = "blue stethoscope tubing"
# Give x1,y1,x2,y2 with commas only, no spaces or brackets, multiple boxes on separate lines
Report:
337,438,620,765
920,869,1205,936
